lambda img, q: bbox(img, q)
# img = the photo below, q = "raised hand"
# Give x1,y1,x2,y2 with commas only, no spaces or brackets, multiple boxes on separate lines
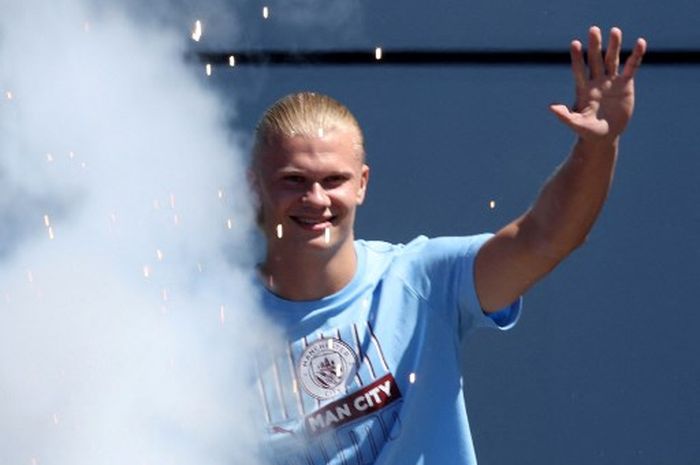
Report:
549,26,647,143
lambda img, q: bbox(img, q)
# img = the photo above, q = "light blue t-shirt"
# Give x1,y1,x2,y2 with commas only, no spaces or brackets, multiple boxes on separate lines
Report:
256,235,521,465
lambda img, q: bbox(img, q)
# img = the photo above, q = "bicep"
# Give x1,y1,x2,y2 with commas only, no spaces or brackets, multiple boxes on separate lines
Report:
474,214,562,313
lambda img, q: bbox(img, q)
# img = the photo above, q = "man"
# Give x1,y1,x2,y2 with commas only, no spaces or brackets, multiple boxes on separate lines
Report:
249,26,646,465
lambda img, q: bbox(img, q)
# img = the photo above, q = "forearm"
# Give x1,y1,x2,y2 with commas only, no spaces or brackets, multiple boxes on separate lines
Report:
523,136,619,259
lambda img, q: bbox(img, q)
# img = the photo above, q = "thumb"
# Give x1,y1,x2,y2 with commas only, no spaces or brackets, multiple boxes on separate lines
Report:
549,103,583,132
549,103,573,122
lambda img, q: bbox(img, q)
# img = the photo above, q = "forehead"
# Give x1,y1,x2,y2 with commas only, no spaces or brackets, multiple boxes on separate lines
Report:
258,130,362,175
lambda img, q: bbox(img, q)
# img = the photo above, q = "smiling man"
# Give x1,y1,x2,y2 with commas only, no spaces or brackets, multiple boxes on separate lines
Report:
249,26,646,465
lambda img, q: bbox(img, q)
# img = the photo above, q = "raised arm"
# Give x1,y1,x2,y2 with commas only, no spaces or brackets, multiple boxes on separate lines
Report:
475,26,647,313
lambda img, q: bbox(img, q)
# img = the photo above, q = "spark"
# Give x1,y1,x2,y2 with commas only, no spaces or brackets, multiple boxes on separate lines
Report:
47,226,55,240
80,161,87,169
43,214,51,227
217,189,224,199
324,227,330,244
68,151,75,159
292,379,298,394
229,55,236,67
27,271,34,284
226,218,233,229
409,372,416,384
52,413,60,425
156,249,164,261
169,193,176,209
173,214,180,225
197,262,204,273
489,200,496,209
219,305,225,325
262,6,269,19
375,47,383,60
46,153,54,162
191,20,202,42
276,224,283,239
143,265,151,278
5,90,13,100
161,289,169,302
205,63,212,76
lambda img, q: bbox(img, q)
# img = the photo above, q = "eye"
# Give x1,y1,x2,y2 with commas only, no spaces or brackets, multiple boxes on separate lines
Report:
322,175,348,189
282,175,306,185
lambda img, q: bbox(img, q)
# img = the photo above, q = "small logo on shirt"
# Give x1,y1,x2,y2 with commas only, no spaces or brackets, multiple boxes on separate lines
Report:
298,338,358,399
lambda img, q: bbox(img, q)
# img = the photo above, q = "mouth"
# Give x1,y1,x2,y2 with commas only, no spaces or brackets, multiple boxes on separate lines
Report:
290,216,336,231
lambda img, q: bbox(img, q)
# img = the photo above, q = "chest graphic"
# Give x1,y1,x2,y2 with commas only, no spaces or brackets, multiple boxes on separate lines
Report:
256,321,406,464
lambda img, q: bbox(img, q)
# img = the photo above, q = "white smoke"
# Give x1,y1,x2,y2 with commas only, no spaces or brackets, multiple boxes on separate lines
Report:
0,0,275,464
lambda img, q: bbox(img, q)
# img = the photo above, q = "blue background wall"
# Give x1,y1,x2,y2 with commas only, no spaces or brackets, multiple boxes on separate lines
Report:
198,1,700,463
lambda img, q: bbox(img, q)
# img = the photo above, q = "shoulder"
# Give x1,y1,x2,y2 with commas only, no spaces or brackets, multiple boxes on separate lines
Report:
356,234,493,282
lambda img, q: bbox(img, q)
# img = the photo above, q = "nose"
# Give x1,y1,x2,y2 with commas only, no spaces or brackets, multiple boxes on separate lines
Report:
302,182,331,207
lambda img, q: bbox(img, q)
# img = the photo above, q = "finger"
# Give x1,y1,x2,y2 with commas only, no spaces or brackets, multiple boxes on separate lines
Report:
622,37,648,79
587,26,605,79
605,27,622,76
549,104,584,134
570,39,587,90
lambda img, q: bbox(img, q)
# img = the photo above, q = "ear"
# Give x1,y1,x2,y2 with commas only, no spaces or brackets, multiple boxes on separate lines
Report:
356,164,370,205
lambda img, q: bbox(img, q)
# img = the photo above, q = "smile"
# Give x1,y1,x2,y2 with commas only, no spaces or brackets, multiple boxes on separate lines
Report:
290,216,336,231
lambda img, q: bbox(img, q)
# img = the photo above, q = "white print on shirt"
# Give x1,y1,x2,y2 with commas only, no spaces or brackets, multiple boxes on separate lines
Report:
256,320,404,465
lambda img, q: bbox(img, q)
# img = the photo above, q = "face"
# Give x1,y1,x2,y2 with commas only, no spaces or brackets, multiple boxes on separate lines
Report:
252,129,369,257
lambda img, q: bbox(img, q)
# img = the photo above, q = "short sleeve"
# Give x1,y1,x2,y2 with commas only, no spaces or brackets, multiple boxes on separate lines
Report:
457,233,522,336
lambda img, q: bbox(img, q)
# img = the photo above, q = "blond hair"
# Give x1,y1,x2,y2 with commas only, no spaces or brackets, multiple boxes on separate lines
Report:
252,92,365,166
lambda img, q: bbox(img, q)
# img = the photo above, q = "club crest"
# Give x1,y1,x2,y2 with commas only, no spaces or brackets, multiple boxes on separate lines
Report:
298,338,358,400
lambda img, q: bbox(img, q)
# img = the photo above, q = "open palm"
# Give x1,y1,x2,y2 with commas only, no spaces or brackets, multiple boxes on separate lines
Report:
550,26,647,142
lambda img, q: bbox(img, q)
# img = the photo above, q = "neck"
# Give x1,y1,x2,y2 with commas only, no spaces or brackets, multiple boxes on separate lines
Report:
260,239,358,301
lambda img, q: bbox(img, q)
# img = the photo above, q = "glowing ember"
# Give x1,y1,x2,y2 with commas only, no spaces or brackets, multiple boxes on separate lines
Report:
205,63,212,76
143,265,151,278
156,249,164,261
375,47,383,60
46,153,53,162
43,214,51,227
324,227,330,244
292,379,298,394
219,305,225,324
276,224,283,239
47,226,55,240
262,6,269,18
409,372,416,384
226,218,233,229
191,20,202,42
229,55,236,67
489,200,496,209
